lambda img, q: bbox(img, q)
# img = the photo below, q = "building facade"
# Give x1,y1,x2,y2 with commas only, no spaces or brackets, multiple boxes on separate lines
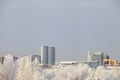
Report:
41,46,49,66
104,59,119,66
49,47,55,65
40,46,56,66
86,51,104,68
91,52,104,66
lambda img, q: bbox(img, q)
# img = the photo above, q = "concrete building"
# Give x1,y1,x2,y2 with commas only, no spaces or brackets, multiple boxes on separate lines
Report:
90,52,104,66
103,54,119,66
40,46,49,66
104,59,119,66
40,46,56,66
49,47,55,65
86,51,104,68
87,51,120,67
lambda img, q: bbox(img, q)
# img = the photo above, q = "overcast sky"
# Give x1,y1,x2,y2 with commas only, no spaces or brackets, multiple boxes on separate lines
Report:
0,0,120,61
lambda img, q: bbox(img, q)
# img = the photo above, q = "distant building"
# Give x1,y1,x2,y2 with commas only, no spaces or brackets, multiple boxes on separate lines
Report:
88,52,104,66
87,51,91,62
29,55,41,63
40,46,56,66
41,46,49,66
86,51,104,68
103,54,119,66
49,47,55,65
104,59,119,66
80,61,99,68
91,52,104,66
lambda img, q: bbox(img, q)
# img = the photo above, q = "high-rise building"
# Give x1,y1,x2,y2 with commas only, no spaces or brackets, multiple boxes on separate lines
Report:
91,52,104,66
86,51,104,68
49,47,55,65
40,46,56,66
40,46,49,66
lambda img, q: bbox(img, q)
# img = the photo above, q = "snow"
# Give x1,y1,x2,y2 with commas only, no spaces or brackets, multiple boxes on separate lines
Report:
0,54,120,80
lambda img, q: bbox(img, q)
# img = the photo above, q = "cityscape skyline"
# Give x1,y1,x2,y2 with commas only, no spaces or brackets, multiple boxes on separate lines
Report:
0,47,119,62
0,50,119,68
0,0,120,61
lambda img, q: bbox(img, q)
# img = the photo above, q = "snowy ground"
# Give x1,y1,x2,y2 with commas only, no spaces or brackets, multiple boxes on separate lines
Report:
0,54,120,80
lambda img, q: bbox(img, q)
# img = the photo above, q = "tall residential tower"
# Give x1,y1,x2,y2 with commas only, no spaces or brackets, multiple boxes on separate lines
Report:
41,46,49,66
40,46,55,66
49,47,55,65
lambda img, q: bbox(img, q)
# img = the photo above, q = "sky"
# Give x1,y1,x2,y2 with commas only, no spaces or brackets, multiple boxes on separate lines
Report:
0,0,120,61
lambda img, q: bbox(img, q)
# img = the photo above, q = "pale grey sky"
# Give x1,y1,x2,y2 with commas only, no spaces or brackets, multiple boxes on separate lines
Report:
0,0,120,61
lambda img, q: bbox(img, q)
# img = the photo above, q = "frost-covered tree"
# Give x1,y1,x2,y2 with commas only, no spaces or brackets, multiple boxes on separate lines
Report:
0,54,17,80
1,54,120,80
16,56,47,80
16,57,34,80
50,64,90,80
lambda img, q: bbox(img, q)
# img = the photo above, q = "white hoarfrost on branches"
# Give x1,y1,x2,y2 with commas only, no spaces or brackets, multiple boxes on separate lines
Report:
0,54,120,80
